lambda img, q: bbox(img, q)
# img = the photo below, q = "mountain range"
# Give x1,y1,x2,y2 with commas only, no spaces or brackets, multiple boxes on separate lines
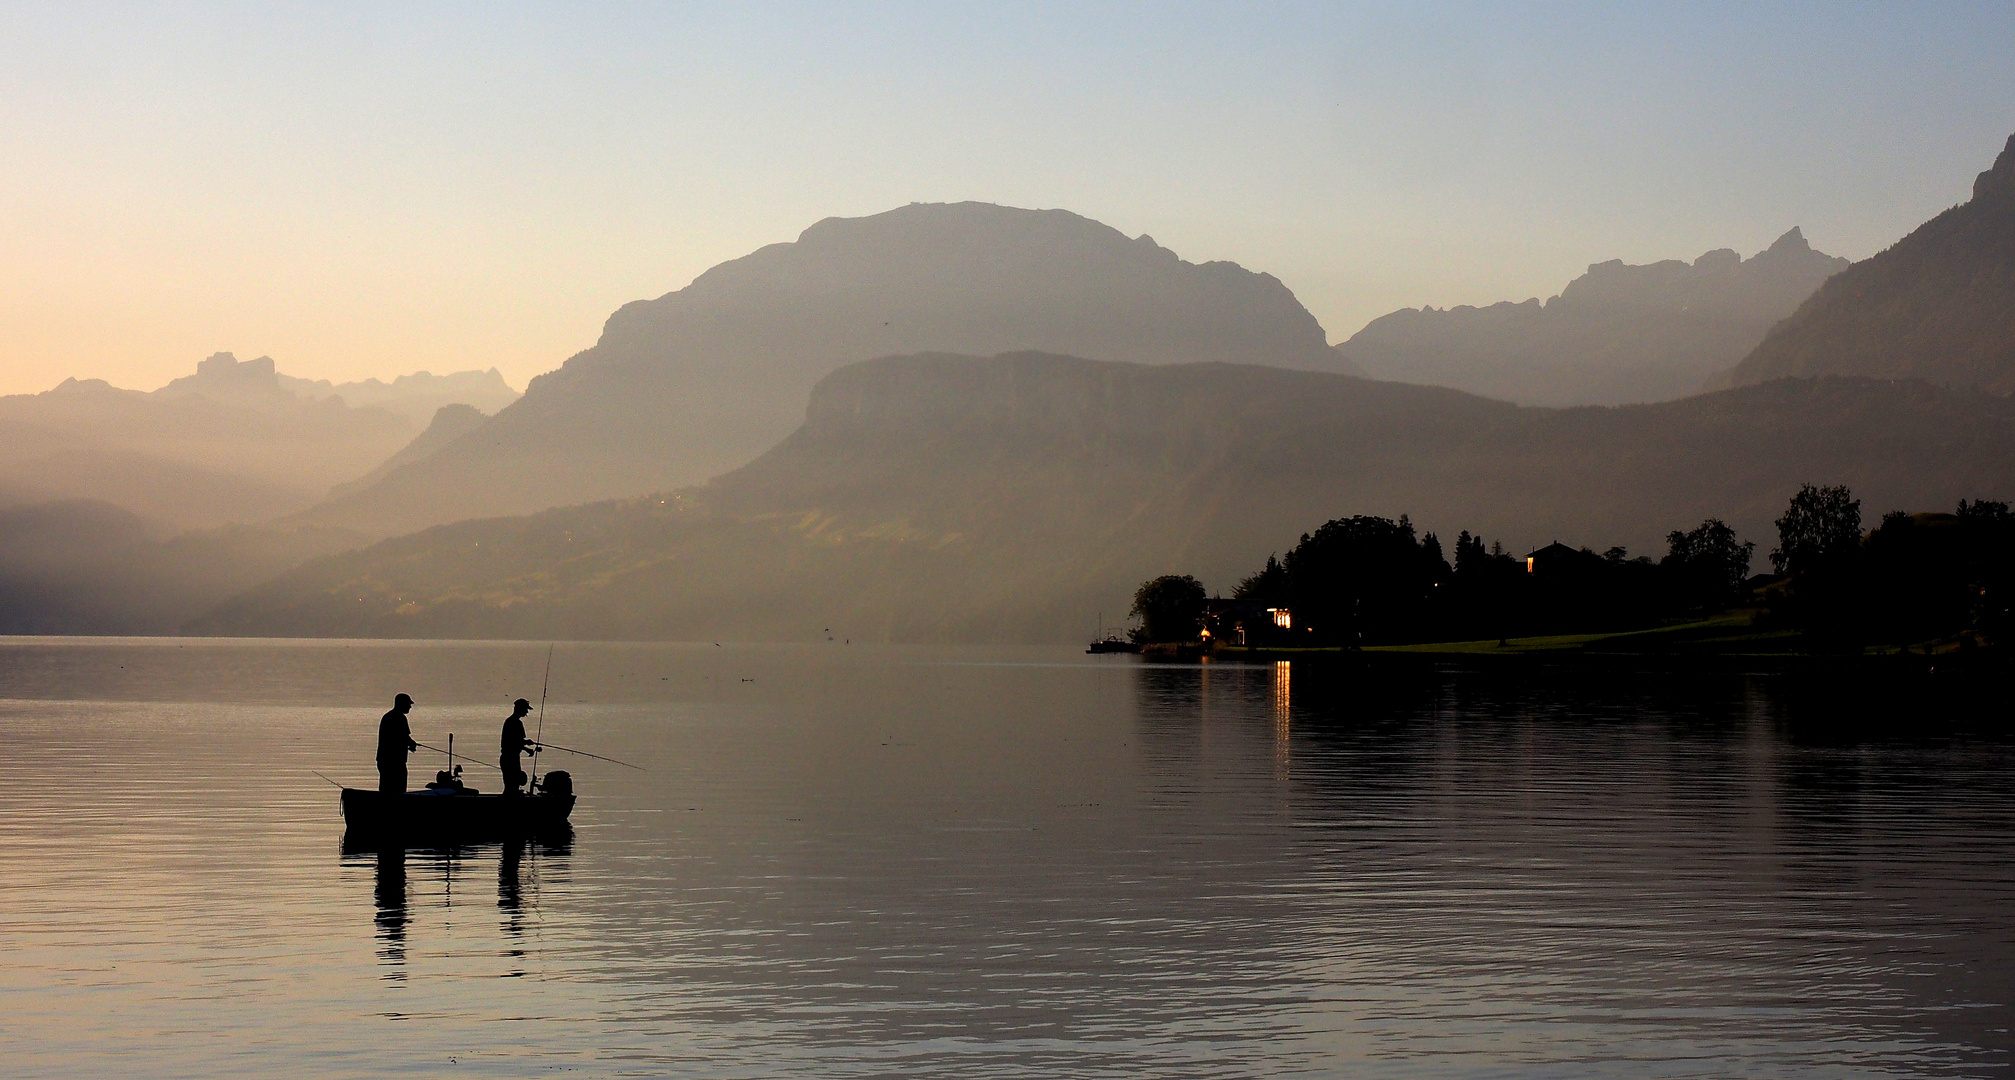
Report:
1723,133,2015,392
18,132,2015,642
0,354,521,632
1339,228,1849,405
291,202,1352,536
194,352,2015,643
0,353,518,531
274,367,520,427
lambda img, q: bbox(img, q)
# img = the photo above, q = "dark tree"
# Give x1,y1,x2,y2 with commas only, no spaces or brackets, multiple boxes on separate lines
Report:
1453,531,1487,578
1662,518,1756,606
1420,532,1449,579
1233,555,1287,600
1130,574,1207,643
1956,499,2015,640
1262,514,1456,644
1770,484,1861,575
1958,498,2013,523
1859,511,1971,644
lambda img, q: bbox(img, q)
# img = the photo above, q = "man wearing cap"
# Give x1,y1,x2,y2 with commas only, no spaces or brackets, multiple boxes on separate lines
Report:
500,698,533,795
377,693,420,794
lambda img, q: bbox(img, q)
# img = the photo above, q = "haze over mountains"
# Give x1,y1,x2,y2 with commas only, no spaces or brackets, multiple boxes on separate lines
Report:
198,353,2015,643
196,133,2015,644
325,404,492,500
1723,133,2015,393
0,352,518,530
1341,229,1849,406
0,499,364,634
14,131,2015,643
295,202,1351,536
1,362,406,531
0,353,520,633
274,368,519,427
162,352,520,421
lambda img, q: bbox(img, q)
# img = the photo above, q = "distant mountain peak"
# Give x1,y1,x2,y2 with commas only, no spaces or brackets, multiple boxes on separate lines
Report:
1725,131,2015,393
198,351,273,378
1762,226,1810,255
1343,230,1848,406
672,201,1263,306
159,352,287,398
49,377,125,396
1975,132,2015,202
297,200,1350,536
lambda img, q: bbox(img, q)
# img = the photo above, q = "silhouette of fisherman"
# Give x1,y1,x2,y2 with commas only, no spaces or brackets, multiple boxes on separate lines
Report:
500,698,532,795
377,693,419,794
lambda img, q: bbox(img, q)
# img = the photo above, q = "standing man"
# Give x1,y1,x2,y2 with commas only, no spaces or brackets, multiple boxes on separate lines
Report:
500,698,532,795
378,693,419,794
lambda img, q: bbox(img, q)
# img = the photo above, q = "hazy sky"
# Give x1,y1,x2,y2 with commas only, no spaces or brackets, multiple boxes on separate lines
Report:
3,2,2012,397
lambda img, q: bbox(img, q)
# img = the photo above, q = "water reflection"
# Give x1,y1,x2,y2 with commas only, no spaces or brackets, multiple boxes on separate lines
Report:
342,830,573,978
498,832,576,948
1131,656,2015,1073
4,642,2011,1078
372,847,408,974
1272,660,1290,779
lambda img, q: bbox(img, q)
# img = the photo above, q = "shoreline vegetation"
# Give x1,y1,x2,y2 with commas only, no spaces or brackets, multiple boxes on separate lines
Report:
1125,484,2015,675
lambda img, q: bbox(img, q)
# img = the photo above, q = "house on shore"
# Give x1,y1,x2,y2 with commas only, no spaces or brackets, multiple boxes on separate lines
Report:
1201,598,1298,645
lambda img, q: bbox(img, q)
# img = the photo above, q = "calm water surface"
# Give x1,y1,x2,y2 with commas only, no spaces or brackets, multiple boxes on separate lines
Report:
1,639,2010,1078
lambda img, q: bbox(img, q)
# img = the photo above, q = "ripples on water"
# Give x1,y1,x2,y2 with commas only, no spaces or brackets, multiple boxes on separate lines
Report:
0,639,2010,1078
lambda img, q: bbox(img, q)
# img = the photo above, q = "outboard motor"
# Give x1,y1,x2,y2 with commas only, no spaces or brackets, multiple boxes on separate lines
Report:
540,770,572,798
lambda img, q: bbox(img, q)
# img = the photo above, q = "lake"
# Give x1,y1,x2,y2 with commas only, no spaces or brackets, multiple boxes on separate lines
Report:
1,638,2010,1078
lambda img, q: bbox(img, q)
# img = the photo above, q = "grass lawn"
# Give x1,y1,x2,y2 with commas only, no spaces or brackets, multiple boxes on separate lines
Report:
1362,614,1805,656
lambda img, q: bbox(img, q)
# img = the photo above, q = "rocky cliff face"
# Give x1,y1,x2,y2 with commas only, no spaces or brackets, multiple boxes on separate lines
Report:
1723,133,2015,392
156,352,295,403
1340,229,1848,405
296,202,1351,536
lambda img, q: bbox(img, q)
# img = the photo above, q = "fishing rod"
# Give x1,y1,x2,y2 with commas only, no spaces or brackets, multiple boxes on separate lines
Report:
414,741,501,772
532,644,554,789
312,770,344,788
530,739,644,770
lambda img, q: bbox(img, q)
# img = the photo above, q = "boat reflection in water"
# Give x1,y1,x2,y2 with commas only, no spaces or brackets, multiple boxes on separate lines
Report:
342,829,574,978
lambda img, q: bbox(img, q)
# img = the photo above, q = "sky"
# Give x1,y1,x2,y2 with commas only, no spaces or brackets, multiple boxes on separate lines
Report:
2,2,2012,397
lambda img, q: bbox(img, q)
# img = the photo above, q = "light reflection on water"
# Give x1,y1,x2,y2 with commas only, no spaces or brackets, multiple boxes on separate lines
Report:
0,639,2010,1078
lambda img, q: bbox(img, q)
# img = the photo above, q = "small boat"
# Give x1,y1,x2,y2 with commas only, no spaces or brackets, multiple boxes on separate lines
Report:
1086,635,1142,654
341,769,576,839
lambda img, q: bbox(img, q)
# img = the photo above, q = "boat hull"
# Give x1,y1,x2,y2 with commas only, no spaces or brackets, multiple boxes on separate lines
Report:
340,788,575,839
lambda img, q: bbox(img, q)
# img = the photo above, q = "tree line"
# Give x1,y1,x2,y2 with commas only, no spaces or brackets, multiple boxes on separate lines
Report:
1128,484,2015,651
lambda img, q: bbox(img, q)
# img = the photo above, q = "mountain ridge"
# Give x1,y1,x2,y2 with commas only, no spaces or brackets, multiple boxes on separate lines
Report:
192,353,2015,643
1723,133,2015,391
289,201,1357,537
1339,228,1848,405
